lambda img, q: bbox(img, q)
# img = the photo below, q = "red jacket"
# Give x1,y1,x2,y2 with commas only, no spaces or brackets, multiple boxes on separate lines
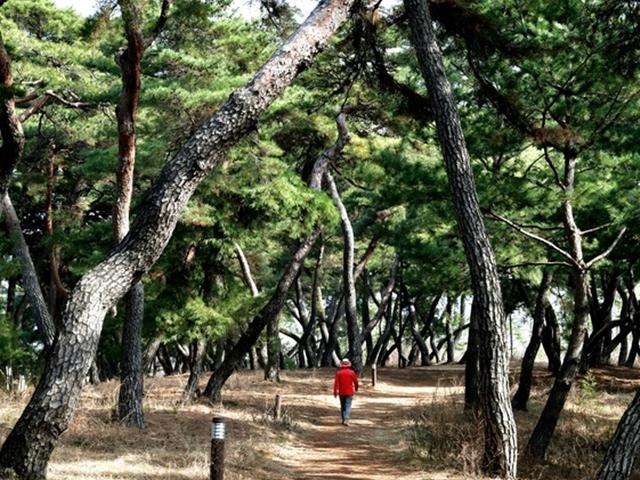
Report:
333,367,359,397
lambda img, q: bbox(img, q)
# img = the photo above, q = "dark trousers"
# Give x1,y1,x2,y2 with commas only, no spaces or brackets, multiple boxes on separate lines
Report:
339,395,353,421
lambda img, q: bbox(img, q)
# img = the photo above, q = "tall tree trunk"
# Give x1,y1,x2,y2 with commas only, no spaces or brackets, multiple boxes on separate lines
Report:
361,271,374,358
202,108,352,399
265,313,282,382
183,339,207,402
588,271,619,367
302,243,325,367
597,389,640,480
406,295,430,366
405,2,517,476
464,298,480,411
117,282,145,427
1,194,56,348
203,230,320,400
445,297,455,363
45,151,68,326
541,303,561,375
0,33,24,194
0,1,355,474
527,152,590,459
512,270,552,411
325,170,363,374
113,0,172,428
158,344,175,375
143,333,163,373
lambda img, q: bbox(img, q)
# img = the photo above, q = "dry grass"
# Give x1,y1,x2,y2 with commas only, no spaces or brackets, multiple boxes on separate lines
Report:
0,372,298,480
406,366,640,480
0,366,638,479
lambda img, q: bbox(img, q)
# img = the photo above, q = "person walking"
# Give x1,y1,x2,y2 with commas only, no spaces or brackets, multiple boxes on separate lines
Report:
333,358,359,426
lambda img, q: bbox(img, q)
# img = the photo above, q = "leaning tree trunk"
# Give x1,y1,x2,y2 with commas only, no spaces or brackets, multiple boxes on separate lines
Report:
541,303,562,375
512,270,552,411
464,298,480,411
0,34,55,349
114,0,172,428
183,338,207,402
325,170,363,374
0,1,356,476
202,109,352,400
597,389,640,480
405,1,517,476
1,194,56,348
527,152,590,459
203,230,320,400
264,313,282,382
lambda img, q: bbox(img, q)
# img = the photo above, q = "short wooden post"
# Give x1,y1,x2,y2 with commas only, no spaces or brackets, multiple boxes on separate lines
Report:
274,394,282,421
210,416,225,480
371,365,377,387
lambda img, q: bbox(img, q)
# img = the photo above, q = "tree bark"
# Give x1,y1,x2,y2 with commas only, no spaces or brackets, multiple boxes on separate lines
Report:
588,271,619,367
117,282,145,427
0,1,355,475
405,1,517,476
183,338,207,402
202,107,352,399
597,389,640,480
541,302,561,375
325,170,363,374
0,33,24,194
1,194,56,348
0,33,55,349
464,298,480,411
405,294,430,366
264,312,281,382
142,333,163,373
203,230,320,400
527,152,590,459
45,151,68,326
114,0,172,428
512,270,552,411
444,297,455,363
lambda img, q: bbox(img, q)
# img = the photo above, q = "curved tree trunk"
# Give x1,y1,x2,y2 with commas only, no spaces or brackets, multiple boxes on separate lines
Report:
405,1,517,476
114,0,172,428
512,270,552,411
0,1,356,475
183,338,207,403
597,390,640,480
1,194,56,348
541,303,561,375
325,170,363,374
203,230,320,400
527,152,590,460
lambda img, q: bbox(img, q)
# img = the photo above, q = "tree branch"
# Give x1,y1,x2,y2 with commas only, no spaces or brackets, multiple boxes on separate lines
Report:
17,90,94,123
487,210,578,267
585,227,627,269
498,261,572,270
143,0,172,49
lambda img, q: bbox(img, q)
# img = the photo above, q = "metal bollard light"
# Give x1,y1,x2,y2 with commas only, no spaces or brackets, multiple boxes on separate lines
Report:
210,417,226,480
371,365,377,387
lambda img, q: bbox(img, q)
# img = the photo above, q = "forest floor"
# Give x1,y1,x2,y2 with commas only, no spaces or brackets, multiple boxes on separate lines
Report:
0,364,639,479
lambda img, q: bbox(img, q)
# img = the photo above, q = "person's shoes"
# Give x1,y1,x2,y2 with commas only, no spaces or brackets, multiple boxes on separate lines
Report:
341,419,345,425
344,420,350,426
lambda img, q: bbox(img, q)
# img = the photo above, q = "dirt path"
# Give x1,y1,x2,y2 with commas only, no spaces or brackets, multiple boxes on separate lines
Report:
273,367,464,480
